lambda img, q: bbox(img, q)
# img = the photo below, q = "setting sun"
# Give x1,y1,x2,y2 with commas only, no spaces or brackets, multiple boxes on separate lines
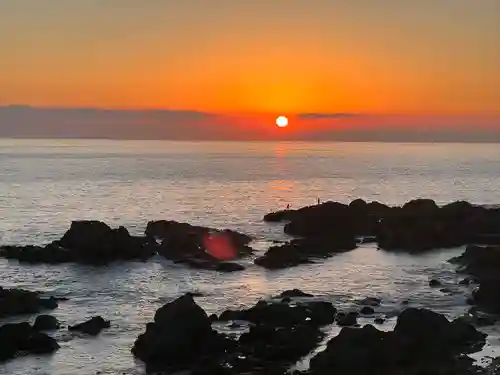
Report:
276,116,289,128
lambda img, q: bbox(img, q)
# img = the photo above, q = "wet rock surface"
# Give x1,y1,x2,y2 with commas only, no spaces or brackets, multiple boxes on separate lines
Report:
0,287,58,318
133,293,336,374
254,236,357,270
0,322,59,362
450,245,500,314
306,308,487,375
69,316,110,336
33,315,60,331
1,220,251,271
265,199,500,254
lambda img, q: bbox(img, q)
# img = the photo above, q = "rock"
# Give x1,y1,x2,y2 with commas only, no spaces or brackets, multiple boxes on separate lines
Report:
336,312,358,326
69,316,110,336
219,300,337,327
255,236,357,270
308,308,486,375
33,315,60,331
1,221,157,265
0,322,59,362
132,294,230,371
374,317,385,324
0,287,58,318
360,306,375,315
429,279,442,287
450,245,500,313
264,199,500,254
277,289,314,298
358,297,381,307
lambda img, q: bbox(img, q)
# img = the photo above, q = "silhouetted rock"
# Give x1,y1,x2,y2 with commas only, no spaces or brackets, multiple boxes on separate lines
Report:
1,221,156,265
308,308,486,375
360,306,375,315
429,278,442,287
0,287,58,318
358,297,382,307
146,220,252,271
0,322,59,362
277,289,314,298
264,199,500,254
374,317,385,324
336,311,358,326
450,245,500,313
69,316,110,336
132,294,231,372
255,236,357,270
33,315,60,331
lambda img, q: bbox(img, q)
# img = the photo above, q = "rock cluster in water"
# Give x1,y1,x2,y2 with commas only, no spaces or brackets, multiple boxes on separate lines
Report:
0,287,58,318
131,291,490,375
258,199,500,269
1,220,252,271
451,245,500,315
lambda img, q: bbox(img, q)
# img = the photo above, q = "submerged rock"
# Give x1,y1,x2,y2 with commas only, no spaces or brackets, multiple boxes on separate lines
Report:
33,315,60,331
69,316,110,336
255,236,357,270
277,289,314,299
0,287,58,318
0,322,59,362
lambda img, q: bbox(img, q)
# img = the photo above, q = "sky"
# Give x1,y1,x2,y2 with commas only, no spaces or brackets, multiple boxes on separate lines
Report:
0,1,499,141
1,0,499,115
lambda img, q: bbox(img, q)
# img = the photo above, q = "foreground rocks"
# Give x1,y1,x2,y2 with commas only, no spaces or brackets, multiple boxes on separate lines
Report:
133,293,336,374
1,220,251,271
0,322,59,362
133,292,490,375
450,245,500,314
306,308,486,375
265,199,500,253
0,287,58,318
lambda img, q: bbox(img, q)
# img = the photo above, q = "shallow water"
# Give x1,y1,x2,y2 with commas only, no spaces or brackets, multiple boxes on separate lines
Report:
1,139,500,375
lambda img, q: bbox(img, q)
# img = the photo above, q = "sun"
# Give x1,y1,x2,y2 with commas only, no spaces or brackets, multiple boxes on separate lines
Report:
276,116,289,128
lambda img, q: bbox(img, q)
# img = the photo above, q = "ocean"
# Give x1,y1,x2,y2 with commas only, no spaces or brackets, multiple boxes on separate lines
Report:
1,139,500,375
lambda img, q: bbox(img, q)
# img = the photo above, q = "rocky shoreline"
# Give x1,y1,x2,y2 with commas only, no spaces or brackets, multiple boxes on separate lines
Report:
1,198,500,374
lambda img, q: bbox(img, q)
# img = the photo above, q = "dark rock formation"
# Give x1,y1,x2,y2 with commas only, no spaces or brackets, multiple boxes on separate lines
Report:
450,245,500,313
0,287,58,318
277,289,314,298
255,236,357,270
360,306,375,315
33,315,60,331
132,294,231,372
1,221,156,265
69,316,110,336
146,220,251,271
358,297,382,306
336,311,358,326
430,278,442,287
0,322,59,362
308,308,486,375
264,199,500,253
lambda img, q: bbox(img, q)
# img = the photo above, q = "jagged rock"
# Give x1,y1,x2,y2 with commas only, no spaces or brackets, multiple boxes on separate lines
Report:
69,316,110,336
33,315,60,331
132,294,231,371
1,221,156,265
0,287,58,318
360,306,375,315
277,289,314,298
308,308,486,375
255,236,357,270
0,322,59,362
336,312,358,326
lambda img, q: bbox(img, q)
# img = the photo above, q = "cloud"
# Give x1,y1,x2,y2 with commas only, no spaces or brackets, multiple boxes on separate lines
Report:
297,113,359,120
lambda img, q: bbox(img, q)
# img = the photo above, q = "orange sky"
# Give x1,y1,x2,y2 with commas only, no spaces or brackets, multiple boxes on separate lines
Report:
0,1,499,115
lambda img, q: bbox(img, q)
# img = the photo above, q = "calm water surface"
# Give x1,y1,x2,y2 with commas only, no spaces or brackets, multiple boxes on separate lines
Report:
1,139,500,375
